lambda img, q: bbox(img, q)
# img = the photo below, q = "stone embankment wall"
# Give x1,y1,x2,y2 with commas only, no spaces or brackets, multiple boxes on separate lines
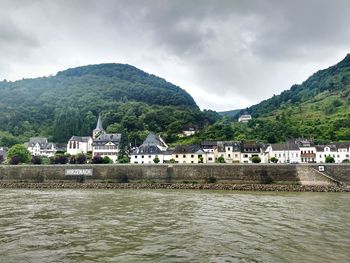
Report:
0,164,348,186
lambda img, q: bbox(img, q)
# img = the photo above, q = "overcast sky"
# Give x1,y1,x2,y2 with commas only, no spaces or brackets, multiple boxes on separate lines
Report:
1,0,350,111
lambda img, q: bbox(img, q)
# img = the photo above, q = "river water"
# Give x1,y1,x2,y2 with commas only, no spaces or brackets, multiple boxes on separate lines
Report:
0,189,349,263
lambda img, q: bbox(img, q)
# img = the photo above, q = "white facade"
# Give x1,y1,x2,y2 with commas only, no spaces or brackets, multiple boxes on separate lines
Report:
266,144,301,163
131,154,163,164
26,137,56,157
93,141,119,162
66,137,92,155
238,114,252,123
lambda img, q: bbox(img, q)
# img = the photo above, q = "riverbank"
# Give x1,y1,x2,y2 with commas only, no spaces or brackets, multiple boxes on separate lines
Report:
0,182,349,192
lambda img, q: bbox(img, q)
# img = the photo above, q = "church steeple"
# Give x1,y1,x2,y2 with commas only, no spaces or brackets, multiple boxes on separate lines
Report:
93,114,105,139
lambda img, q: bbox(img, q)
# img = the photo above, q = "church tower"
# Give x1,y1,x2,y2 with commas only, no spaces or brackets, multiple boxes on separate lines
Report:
92,114,105,139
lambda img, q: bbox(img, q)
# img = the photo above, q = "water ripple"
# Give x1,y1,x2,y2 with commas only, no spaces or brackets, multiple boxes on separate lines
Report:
0,189,350,262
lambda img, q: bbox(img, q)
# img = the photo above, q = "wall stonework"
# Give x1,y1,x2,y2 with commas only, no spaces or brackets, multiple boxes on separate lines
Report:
0,164,348,185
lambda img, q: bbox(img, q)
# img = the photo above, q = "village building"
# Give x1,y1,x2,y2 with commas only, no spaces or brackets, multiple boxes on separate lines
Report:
266,143,301,163
315,145,339,163
334,142,350,162
219,141,241,163
295,138,316,163
172,145,206,164
240,141,261,163
91,115,122,163
66,136,93,155
130,133,169,164
25,138,56,157
25,137,57,157
238,113,252,123
201,141,218,163
182,127,196,137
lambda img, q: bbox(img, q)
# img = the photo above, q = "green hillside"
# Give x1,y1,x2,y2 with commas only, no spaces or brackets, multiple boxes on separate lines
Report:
238,54,350,143
0,63,219,146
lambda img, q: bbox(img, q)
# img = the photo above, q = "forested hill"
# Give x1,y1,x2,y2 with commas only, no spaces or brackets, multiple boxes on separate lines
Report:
248,54,350,117
0,63,219,145
236,54,350,142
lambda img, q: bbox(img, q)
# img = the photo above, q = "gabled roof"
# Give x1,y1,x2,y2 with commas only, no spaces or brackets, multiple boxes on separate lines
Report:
271,143,299,151
132,144,163,155
143,133,167,148
92,133,122,145
69,136,92,142
201,141,218,148
26,137,56,150
333,142,350,149
315,145,338,152
173,145,204,154
241,141,261,153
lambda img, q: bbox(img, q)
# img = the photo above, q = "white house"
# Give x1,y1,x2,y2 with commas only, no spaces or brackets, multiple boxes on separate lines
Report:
315,143,350,163
67,136,92,155
220,141,241,163
238,114,252,123
295,139,316,163
201,141,218,163
267,143,301,163
25,137,57,157
130,133,169,164
334,142,350,162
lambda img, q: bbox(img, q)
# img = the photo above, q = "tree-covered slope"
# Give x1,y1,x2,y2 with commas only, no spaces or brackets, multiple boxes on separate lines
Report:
238,54,350,142
0,63,219,145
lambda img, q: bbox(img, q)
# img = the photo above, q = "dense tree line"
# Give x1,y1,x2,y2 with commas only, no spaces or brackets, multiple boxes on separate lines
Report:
0,63,220,146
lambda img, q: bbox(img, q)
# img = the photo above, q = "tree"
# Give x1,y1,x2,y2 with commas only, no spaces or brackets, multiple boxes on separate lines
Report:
169,158,176,163
325,156,335,163
217,156,225,163
0,155,4,164
270,157,278,163
31,156,42,165
7,144,31,164
153,156,160,164
102,156,113,164
69,155,77,164
76,154,87,164
251,156,261,163
91,156,103,164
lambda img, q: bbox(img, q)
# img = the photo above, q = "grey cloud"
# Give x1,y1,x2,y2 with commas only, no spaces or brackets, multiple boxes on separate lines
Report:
0,0,349,110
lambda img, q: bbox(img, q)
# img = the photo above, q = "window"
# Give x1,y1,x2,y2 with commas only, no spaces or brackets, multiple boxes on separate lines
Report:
227,147,230,151
244,154,248,158
235,154,238,158
142,155,144,158
183,155,186,158
191,161,194,163
149,155,151,158
228,154,231,158
191,155,194,158
208,157,213,161
176,155,178,158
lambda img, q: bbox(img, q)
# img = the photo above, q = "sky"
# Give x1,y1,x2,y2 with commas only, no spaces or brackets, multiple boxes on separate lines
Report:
0,0,350,111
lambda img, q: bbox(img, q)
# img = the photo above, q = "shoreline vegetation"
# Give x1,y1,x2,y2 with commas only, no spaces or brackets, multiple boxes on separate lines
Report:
0,182,349,192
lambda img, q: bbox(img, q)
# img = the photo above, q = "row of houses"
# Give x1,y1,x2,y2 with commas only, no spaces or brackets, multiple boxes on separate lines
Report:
3,114,349,164
130,136,350,164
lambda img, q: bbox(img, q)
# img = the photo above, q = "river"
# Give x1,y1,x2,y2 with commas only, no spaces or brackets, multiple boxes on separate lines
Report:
0,189,349,262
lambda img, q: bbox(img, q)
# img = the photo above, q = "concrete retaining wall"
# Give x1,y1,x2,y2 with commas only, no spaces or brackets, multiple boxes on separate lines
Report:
0,164,348,185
